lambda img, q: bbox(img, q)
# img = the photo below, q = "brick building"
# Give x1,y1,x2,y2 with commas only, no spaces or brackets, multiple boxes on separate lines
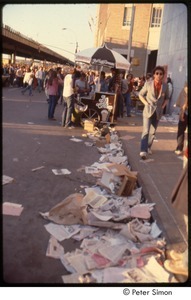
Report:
95,3,163,77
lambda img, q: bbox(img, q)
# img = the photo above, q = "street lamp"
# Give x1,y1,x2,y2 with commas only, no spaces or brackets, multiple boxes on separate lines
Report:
62,28,78,53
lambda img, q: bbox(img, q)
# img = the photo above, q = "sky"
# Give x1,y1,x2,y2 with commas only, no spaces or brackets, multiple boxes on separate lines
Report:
2,4,98,61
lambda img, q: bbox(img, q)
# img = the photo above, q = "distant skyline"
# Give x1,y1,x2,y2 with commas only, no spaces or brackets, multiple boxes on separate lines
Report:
2,4,98,61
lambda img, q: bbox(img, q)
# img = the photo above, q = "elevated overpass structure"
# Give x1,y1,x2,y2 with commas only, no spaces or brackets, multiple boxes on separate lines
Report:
2,24,74,66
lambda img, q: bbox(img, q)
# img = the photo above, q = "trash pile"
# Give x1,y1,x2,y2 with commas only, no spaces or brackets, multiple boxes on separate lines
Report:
40,126,176,283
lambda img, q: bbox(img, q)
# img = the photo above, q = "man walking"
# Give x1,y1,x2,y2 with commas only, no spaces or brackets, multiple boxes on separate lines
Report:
61,67,75,129
139,66,169,159
35,66,43,92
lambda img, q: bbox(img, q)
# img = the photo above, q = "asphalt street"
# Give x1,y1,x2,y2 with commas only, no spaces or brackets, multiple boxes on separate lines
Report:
2,87,101,284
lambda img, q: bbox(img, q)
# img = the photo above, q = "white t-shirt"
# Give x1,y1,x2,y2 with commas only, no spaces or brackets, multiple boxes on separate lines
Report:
35,69,43,79
23,72,32,84
63,74,74,97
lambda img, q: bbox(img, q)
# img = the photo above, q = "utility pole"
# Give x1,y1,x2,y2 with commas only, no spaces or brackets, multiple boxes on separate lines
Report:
127,4,135,63
75,42,78,53
62,28,78,54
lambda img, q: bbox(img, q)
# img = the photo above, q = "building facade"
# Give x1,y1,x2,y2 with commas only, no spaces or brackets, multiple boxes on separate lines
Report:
95,3,164,77
157,4,187,111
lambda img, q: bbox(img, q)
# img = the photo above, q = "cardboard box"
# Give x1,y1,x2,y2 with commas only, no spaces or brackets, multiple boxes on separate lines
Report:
117,175,137,197
84,120,94,132
105,163,137,196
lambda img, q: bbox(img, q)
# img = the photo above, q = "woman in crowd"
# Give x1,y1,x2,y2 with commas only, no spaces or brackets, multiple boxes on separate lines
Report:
46,70,62,120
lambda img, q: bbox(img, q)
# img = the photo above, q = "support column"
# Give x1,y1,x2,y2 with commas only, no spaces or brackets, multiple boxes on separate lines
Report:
11,53,16,64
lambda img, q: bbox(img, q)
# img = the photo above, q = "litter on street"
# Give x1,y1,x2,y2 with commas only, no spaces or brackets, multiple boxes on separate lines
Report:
39,127,180,283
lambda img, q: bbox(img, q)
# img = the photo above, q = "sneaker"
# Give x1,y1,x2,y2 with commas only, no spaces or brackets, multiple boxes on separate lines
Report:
140,151,147,160
174,150,182,155
148,148,152,155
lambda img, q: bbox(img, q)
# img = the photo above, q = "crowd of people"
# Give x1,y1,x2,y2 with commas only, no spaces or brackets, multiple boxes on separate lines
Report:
3,63,186,152
3,63,186,153
2,62,153,122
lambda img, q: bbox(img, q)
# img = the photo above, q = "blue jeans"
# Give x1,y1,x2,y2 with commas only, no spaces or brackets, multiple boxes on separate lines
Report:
62,95,74,127
176,113,188,151
116,93,124,117
22,84,33,95
123,92,131,116
37,78,42,92
48,95,57,119
140,111,159,152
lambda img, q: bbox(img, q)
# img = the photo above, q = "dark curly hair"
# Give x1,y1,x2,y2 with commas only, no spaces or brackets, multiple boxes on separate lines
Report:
152,66,165,76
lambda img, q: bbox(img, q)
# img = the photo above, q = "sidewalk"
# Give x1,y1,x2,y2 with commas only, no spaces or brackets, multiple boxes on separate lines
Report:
116,112,187,251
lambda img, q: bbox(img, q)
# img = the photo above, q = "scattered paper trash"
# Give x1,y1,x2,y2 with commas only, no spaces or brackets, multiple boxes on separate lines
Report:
31,166,45,172
40,193,84,225
150,221,162,238
70,138,83,142
3,175,14,185
3,202,24,216
84,120,95,132
85,166,101,176
52,169,71,175
44,223,81,242
39,123,174,284
84,142,94,147
82,189,108,208
46,236,65,259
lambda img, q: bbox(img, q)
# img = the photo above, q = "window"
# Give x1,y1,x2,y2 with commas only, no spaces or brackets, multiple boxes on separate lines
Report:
151,7,162,27
123,6,132,26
